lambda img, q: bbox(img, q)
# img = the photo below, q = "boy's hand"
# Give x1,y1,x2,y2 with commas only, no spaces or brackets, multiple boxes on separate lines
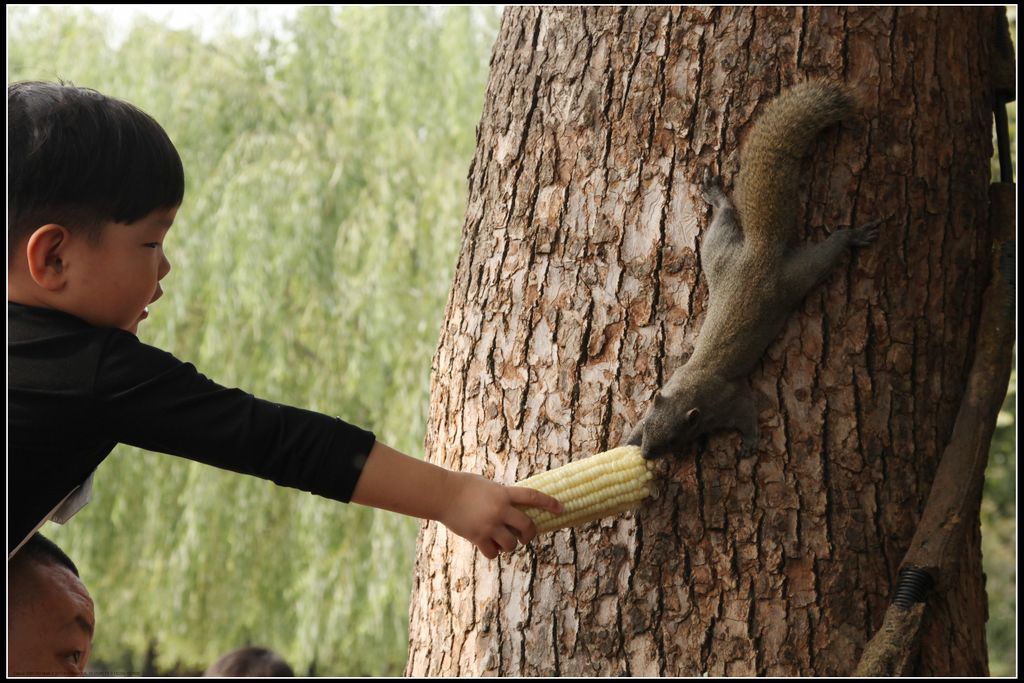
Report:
439,472,563,559
349,442,562,559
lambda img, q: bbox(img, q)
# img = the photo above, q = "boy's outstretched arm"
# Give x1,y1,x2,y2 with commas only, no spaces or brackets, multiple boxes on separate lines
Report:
350,442,564,559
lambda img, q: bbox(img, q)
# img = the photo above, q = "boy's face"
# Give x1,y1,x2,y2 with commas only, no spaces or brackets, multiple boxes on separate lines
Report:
62,206,177,335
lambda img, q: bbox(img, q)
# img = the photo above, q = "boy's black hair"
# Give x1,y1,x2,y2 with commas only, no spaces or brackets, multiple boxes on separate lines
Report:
10,532,80,577
8,80,185,257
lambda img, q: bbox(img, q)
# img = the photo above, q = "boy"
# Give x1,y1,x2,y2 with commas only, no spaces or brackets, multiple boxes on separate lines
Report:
8,81,562,561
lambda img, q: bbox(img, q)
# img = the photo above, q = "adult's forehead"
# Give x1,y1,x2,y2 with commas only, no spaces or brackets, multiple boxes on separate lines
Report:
42,562,93,611
11,560,94,616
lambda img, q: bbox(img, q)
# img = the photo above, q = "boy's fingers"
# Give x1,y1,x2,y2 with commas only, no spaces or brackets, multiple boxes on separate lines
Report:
493,527,519,553
503,509,538,545
508,486,563,515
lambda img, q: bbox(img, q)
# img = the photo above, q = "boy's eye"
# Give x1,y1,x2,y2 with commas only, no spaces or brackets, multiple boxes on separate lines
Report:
144,243,161,249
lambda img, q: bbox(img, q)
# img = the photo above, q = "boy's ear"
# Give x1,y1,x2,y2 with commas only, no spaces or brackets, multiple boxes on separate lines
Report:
25,224,70,291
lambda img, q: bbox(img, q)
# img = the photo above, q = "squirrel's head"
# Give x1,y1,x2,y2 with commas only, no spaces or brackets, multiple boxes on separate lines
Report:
639,392,703,460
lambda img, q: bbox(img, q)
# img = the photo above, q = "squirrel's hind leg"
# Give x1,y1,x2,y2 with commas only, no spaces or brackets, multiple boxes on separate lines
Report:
780,219,881,302
699,169,744,290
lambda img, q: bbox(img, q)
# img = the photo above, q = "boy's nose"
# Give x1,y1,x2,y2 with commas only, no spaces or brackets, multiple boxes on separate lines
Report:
159,253,171,279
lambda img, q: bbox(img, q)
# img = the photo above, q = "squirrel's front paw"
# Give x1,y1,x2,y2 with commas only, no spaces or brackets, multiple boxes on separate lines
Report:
738,434,758,459
699,168,727,206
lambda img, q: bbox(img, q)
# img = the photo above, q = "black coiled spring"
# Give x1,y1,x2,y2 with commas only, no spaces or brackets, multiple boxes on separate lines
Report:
892,567,935,610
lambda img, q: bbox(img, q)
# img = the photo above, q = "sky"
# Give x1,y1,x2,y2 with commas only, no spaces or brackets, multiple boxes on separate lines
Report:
14,4,304,45
10,5,505,48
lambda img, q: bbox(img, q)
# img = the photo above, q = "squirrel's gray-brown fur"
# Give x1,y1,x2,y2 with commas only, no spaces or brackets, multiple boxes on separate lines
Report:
628,82,881,459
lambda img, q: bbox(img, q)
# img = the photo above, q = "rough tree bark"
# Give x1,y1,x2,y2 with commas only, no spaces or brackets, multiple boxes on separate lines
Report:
407,7,1000,676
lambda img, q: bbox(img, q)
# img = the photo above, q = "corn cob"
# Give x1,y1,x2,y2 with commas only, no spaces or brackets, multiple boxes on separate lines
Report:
515,445,657,533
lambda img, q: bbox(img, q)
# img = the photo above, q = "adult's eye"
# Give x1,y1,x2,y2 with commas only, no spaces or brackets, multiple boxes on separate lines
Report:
65,650,84,671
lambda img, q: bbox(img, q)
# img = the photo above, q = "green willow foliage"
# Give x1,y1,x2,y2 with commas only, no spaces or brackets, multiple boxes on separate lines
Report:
983,7,1016,677
8,5,499,675
983,363,1016,677
7,5,1015,677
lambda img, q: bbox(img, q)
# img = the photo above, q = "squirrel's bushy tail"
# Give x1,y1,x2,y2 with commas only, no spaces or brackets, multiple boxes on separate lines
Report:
734,81,855,248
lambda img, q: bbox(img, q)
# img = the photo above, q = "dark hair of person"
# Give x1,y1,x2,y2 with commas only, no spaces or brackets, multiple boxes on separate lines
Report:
10,533,80,577
204,646,295,677
7,80,185,256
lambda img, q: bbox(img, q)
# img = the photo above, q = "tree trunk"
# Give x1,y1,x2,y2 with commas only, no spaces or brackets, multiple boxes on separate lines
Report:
407,6,999,676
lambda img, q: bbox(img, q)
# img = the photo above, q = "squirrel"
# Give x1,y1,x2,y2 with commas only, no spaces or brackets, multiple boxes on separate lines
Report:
627,81,882,460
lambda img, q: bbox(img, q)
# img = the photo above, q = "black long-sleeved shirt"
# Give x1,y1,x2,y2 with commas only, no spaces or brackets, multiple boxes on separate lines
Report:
8,302,375,555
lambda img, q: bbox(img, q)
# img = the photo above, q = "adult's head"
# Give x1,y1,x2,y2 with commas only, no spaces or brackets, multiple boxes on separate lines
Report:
8,533,95,676
204,646,295,677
